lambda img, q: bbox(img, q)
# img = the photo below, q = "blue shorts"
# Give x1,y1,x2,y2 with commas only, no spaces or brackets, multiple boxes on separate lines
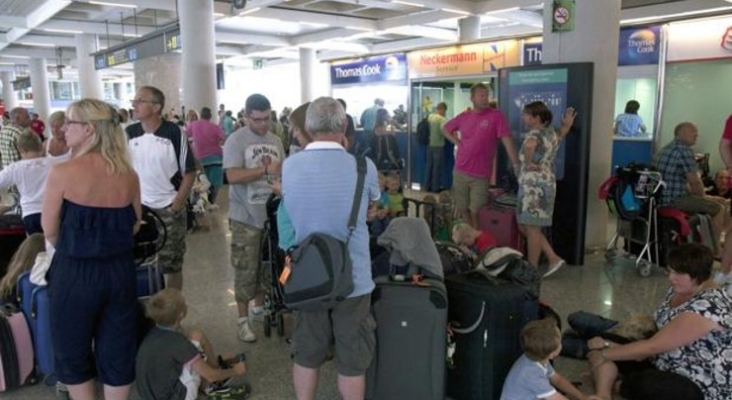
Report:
48,254,137,386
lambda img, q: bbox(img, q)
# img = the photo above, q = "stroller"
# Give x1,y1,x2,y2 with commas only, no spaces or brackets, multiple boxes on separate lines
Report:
260,194,287,337
599,164,665,276
134,206,168,298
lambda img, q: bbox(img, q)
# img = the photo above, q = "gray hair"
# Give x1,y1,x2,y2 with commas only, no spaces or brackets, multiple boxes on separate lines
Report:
305,97,346,136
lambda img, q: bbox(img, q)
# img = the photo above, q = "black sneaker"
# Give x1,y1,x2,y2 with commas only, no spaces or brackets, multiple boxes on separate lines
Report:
207,383,252,399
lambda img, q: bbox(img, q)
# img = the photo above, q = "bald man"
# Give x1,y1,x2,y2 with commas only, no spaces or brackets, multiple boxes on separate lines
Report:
657,122,723,248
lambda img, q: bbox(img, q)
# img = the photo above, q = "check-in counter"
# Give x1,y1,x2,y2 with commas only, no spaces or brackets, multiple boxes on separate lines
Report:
612,135,653,170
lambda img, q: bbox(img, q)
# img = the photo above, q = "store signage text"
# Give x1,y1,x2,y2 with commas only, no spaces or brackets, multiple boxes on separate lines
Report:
408,41,520,78
330,53,407,86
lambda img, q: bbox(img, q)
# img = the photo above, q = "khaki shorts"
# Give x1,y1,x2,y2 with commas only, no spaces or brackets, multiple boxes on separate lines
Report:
230,220,269,303
452,171,489,214
672,195,722,216
152,206,188,274
291,294,376,377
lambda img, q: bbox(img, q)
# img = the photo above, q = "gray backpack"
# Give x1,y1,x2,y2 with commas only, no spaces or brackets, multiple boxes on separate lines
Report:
283,156,366,311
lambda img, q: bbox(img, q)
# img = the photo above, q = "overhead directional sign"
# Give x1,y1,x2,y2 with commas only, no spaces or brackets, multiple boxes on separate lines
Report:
94,25,181,70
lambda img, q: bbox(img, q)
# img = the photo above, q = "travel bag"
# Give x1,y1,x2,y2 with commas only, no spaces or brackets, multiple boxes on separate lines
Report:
477,204,524,253
0,305,36,391
0,214,26,280
29,286,55,381
366,275,448,400
445,269,538,400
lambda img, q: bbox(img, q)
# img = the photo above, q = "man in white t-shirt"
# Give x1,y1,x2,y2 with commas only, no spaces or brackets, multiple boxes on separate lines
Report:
127,86,196,291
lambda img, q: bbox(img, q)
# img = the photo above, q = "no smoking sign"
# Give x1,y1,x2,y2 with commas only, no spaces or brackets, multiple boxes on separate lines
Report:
552,0,575,32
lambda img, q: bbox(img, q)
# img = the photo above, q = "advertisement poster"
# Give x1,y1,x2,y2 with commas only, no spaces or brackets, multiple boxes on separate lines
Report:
330,53,407,86
667,16,732,62
506,68,569,180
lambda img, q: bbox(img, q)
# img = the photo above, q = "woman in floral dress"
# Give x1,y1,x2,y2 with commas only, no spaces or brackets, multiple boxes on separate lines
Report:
517,101,576,277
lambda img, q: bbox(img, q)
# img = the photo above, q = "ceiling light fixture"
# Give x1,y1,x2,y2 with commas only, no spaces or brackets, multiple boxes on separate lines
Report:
392,0,426,7
238,7,261,16
484,6,520,15
621,6,732,24
17,42,56,47
88,1,138,8
442,8,472,16
0,55,31,59
42,28,84,34
345,26,373,31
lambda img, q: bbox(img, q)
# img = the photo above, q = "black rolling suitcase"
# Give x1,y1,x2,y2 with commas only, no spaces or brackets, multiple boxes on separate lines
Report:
446,270,539,400
366,276,448,400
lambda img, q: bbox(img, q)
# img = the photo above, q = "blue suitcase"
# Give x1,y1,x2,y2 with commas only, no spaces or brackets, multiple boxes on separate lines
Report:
16,272,34,331
30,286,55,382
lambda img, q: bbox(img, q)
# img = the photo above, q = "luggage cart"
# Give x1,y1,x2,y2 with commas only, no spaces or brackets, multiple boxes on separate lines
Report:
602,168,665,277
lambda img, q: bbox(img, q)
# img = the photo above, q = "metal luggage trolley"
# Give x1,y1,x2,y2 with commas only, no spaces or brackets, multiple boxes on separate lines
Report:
603,168,666,277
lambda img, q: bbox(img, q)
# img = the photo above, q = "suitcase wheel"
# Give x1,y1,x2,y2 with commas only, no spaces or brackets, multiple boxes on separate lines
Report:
638,260,652,277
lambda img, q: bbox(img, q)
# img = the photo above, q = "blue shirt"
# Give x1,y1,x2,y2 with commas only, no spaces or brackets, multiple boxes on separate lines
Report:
500,354,556,400
615,113,645,137
360,105,381,132
282,141,380,297
655,139,697,206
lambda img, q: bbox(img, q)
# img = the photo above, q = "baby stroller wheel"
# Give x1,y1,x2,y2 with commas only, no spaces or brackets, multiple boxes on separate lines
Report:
277,313,285,337
638,260,652,277
264,314,272,337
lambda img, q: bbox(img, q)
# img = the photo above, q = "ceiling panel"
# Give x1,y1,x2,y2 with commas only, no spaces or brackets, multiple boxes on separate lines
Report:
0,0,46,17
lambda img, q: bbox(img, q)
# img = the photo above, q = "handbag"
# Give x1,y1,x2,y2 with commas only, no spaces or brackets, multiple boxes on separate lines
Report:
282,156,367,311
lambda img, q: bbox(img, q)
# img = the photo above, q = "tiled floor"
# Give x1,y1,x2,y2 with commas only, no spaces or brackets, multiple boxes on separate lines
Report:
2,188,672,400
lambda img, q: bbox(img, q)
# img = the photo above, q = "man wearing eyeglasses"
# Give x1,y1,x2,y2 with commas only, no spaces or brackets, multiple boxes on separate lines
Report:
223,94,284,342
126,86,196,292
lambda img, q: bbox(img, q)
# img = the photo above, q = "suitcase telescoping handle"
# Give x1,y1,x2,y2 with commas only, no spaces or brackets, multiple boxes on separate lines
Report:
450,301,485,335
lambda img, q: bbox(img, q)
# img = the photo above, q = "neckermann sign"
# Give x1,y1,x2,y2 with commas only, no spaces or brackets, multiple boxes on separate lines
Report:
667,16,732,62
330,53,407,86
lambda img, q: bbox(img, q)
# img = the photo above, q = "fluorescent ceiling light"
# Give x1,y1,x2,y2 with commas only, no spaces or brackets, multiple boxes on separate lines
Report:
0,55,31,59
42,28,84,34
17,42,56,47
392,0,426,7
88,1,138,8
122,33,141,37
621,6,732,24
239,7,261,16
0,62,16,65
485,7,520,16
214,12,226,17
442,8,472,16
345,26,373,31
301,22,329,28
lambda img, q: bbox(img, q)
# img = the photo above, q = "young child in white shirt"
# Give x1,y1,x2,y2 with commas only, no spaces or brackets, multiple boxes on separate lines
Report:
0,132,49,234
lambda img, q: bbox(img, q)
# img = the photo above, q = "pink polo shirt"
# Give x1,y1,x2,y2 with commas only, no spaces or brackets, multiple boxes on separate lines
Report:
723,114,732,140
444,107,510,179
187,120,226,159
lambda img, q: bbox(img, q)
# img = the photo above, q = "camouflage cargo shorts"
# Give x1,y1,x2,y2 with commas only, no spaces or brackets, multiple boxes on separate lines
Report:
151,206,188,274
230,220,270,303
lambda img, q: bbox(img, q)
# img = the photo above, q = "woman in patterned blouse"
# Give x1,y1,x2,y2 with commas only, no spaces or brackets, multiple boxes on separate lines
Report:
586,243,732,400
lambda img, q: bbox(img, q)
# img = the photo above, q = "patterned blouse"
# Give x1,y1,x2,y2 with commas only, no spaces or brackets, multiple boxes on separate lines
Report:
653,287,732,400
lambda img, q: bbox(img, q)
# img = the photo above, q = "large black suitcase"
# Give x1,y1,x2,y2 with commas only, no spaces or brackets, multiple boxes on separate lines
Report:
446,270,538,400
366,276,447,400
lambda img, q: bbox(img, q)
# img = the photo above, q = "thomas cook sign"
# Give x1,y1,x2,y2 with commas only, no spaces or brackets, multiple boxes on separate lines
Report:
330,53,407,86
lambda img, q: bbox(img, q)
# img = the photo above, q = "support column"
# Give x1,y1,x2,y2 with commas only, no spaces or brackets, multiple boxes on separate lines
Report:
75,33,103,99
458,16,481,42
178,0,216,115
1,71,17,110
299,47,316,103
542,0,621,248
28,58,51,121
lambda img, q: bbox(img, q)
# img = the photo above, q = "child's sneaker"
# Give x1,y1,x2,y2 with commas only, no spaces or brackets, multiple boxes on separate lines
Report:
205,377,233,395
207,383,252,399
237,319,256,342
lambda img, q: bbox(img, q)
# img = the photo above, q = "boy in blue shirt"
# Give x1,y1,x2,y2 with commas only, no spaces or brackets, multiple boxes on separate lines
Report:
501,318,601,400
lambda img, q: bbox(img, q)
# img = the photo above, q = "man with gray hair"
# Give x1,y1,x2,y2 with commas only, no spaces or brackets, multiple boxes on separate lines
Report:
0,107,31,210
283,97,380,400
0,107,31,169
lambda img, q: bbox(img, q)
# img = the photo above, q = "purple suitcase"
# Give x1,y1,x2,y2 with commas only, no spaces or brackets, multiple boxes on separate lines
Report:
0,308,36,391
477,204,524,253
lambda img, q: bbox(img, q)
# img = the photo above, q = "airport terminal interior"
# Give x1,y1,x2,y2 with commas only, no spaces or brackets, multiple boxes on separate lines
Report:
1,0,732,399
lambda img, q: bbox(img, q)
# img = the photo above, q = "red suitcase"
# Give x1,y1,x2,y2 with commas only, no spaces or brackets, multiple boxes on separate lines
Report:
477,204,524,253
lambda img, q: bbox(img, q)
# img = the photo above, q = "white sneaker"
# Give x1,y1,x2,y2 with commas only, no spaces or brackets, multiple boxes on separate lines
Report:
237,319,256,342
543,259,566,279
249,303,265,323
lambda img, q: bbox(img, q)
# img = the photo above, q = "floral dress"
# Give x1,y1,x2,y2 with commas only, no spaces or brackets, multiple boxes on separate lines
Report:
652,287,732,400
517,127,559,226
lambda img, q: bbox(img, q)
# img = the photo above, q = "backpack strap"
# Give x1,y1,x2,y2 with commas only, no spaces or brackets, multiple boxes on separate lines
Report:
346,156,367,243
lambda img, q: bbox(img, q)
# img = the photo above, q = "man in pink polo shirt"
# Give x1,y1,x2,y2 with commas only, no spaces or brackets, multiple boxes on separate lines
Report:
443,83,519,227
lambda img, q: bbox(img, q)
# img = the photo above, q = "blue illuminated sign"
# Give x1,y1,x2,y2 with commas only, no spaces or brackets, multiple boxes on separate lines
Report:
330,53,407,86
